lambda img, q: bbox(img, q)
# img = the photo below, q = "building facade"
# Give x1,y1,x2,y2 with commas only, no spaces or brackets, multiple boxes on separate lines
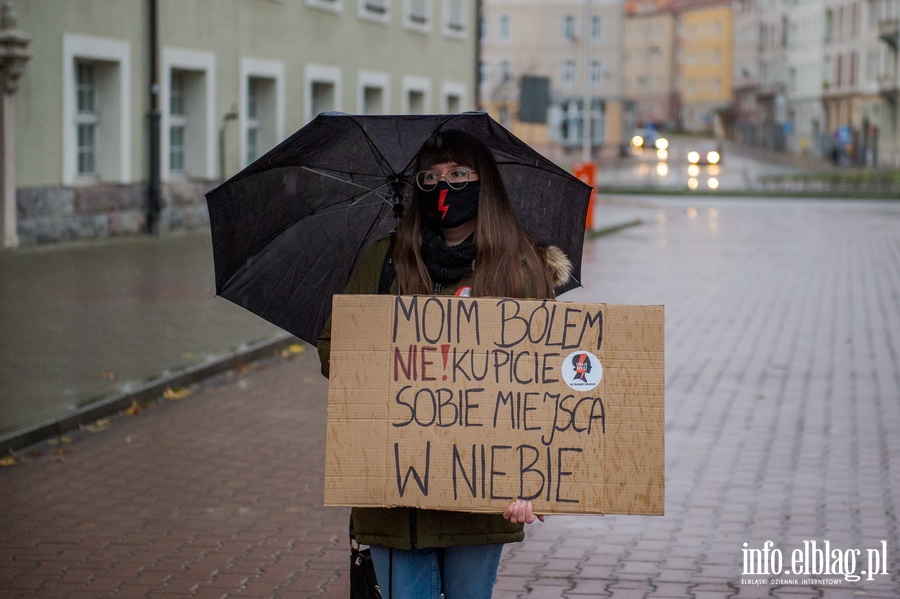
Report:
7,0,477,247
787,0,828,156
673,0,733,134
624,0,678,129
731,0,759,144
479,0,628,163
732,0,899,165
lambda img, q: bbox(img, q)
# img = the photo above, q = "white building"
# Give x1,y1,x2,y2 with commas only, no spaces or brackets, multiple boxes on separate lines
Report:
787,0,828,156
5,0,478,247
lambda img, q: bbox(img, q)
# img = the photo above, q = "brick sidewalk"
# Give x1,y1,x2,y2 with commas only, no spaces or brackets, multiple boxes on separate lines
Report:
2,197,899,598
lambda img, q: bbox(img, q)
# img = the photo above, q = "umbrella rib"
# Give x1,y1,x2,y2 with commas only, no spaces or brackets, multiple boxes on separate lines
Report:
299,165,399,209
299,165,383,194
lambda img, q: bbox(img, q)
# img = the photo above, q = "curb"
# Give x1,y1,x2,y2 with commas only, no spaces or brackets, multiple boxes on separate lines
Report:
0,332,299,455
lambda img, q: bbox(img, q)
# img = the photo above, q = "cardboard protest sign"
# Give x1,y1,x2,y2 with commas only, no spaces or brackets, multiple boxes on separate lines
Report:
324,295,664,516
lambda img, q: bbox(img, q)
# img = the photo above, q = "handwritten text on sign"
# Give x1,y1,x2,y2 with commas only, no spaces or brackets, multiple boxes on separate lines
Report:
324,295,664,516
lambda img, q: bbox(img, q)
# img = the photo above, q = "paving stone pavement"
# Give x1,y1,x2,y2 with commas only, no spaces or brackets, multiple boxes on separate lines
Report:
1,196,899,598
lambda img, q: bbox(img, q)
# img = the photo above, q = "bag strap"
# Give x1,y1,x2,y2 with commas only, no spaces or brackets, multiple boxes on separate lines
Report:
377,232,397,295
349,515,359,550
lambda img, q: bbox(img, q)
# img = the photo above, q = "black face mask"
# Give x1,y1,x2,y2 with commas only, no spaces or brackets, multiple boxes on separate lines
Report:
419,182,480,229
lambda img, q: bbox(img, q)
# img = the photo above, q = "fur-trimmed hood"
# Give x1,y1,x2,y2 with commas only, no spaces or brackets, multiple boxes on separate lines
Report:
543,245,573,291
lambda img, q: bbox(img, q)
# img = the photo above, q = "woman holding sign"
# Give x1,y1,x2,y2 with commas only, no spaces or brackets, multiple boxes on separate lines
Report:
317,129,572,599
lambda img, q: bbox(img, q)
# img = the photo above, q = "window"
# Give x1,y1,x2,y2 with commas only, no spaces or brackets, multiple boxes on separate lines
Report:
561,99,581,145
358,70,389,114
402,75,430,113
405,0,432,30
169,70,187,173
499,15,511,40
590,61,604,88
591,15,602,41
443,0,468,35
75,62,98,176
479,60,489,87
63,34,131,185
441,81,467,113
360,0,390,23
240,58,284,169
562,14,576,41
312,82,336,115
306,0,343,12
445,94,462,113
246,84,259,165
161,47,216,181
305,64,342,121
562,60,577,87
408,90,426,113
499,105,510,127
499,60,512,83
363,86,384,113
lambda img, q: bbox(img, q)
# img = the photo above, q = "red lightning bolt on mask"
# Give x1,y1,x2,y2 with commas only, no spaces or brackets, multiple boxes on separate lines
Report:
437,188,450,220
420,181,479,229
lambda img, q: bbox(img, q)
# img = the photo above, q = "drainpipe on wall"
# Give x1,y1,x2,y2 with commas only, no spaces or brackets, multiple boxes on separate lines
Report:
581,0,593,164
475,0,482,112
146,0,161,234
0,1,30,249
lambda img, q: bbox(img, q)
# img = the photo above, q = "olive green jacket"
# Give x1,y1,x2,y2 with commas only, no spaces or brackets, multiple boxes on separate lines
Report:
316,235,571,550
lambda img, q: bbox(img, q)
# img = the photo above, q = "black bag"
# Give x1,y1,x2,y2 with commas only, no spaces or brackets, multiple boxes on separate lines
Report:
350,542,380,598
350,521,382,598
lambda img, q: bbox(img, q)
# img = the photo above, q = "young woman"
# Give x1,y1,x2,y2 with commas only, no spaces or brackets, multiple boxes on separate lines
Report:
317,129,572,599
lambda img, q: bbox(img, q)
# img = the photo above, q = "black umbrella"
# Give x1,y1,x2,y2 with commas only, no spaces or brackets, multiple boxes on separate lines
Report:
205,111,592,345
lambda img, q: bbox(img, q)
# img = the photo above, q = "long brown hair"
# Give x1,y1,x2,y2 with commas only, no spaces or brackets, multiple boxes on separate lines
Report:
393,129,555,299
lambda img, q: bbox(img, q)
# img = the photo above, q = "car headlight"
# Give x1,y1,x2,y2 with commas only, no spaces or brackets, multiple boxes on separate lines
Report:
707,151,720,164
654,137,668,150
687,151,700,164
631,135,644,147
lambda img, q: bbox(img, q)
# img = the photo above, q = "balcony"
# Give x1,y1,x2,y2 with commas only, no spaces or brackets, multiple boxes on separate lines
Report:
880,18,899,51
878,72,898,104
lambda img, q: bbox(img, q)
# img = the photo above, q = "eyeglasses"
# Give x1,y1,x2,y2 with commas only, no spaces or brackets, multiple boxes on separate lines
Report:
415,167,477,192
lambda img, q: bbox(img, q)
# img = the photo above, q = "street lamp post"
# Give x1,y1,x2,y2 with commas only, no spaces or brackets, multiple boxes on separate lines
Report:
582,0,593,164
0,1,30,249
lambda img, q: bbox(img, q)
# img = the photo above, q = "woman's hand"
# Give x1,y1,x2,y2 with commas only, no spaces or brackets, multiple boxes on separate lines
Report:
503,500,545,524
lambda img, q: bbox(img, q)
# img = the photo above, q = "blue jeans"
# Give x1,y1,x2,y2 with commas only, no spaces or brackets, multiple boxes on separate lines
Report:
369,544,504,599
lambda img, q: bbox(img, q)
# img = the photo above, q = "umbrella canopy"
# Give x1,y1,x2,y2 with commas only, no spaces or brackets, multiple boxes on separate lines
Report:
205,112,592,345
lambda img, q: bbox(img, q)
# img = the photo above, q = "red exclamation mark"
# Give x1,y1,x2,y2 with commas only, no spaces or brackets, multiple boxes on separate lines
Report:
441,344,450,381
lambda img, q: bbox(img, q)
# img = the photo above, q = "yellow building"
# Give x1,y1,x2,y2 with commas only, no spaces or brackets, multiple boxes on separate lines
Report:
674,0,733,133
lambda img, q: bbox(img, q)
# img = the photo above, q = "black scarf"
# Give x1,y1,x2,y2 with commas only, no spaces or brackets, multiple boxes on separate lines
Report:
420,226,476,285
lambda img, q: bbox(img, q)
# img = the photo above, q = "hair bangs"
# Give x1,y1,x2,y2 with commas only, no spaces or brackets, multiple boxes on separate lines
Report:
416,130,483,170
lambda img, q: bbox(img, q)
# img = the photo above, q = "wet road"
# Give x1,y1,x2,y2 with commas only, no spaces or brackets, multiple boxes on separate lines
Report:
0,232,283,436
